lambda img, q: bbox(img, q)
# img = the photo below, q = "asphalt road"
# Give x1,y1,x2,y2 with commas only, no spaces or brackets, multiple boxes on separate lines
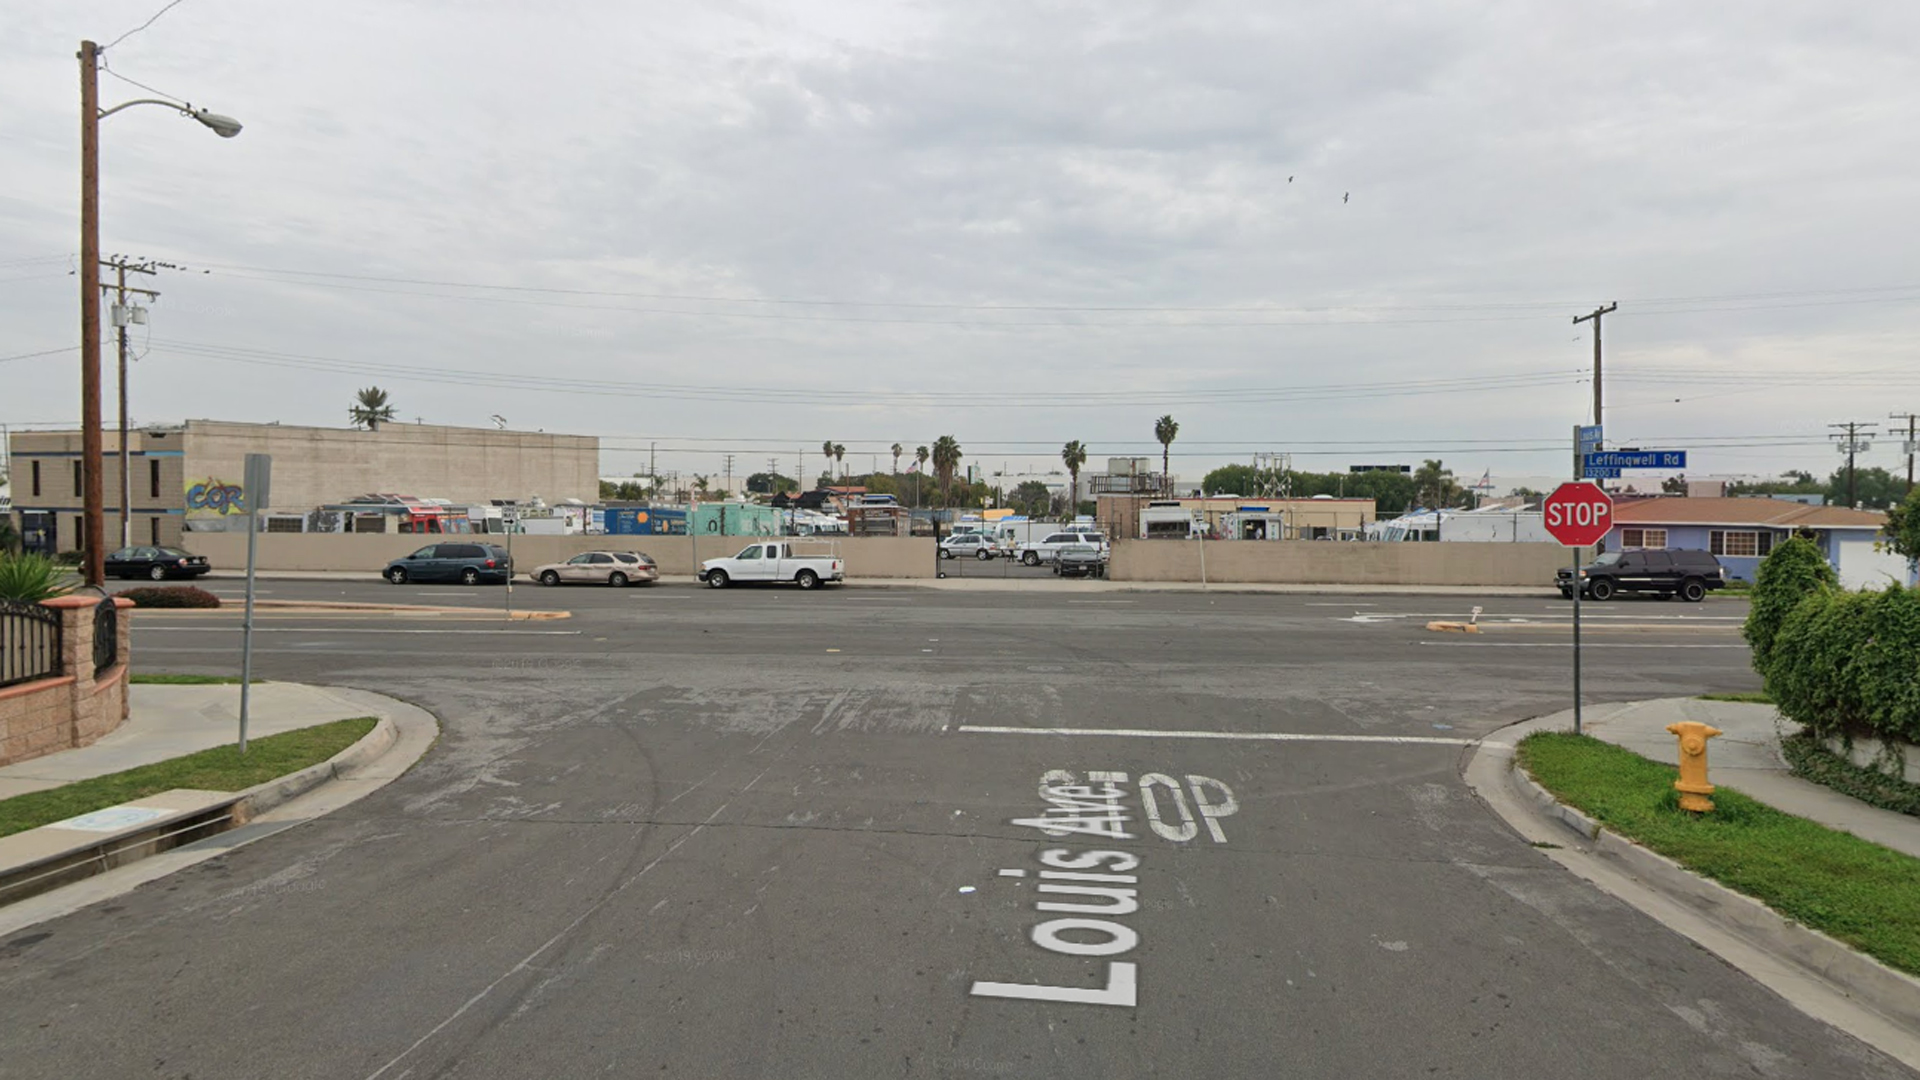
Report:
2,587,1907,1079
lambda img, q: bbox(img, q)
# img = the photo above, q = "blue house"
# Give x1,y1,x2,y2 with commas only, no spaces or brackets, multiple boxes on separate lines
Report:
1608,497,1907,589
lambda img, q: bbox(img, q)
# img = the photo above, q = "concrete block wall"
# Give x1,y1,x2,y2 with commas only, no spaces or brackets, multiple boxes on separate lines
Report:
0,597,133,768
1109,539,1584,586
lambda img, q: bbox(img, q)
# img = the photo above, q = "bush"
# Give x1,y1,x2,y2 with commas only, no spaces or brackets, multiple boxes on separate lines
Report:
119,586,221,609
53,550,86,567
1768,585,1920,743
0,553,74,604
1744,536,1837,673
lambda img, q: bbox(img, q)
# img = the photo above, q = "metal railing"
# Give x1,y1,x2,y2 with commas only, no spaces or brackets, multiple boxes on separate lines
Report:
0,600,63,689
92,596,117,674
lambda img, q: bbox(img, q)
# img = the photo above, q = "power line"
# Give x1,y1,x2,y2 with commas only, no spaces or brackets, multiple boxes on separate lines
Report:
102,0,191,51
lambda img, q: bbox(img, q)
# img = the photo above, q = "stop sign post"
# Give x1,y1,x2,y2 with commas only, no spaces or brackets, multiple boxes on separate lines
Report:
1544,482,1613,734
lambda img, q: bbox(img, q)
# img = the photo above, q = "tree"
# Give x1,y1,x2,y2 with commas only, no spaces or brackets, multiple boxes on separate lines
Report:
1661,474,1688,495
349,386,396,431
746,471,798,495
932,435,963,506
1826,466,1900,510
1061,440,1088,513
822,441,836,482
1203,464,1261,497
1010,480,1053,517
692,474,711,498
914,445,930,507
0,514,19,555
891,443,903,476
833,444,846,482
1153,415,1179,495
1412,460,1463,510
1885,498,1920,562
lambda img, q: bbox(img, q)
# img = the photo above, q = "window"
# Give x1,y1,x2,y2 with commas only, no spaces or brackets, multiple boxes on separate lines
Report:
149,517,160,545
73,460,83,496
1710,531,1759,557
149,458,160,498
30,460,40,497
1621,528,1667,549
1757,531,1775,557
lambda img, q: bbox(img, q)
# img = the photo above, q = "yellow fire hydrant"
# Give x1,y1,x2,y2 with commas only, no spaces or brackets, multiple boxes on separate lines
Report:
1666,721,1723,812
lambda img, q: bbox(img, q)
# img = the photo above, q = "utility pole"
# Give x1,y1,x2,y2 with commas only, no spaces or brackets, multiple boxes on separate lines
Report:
648,441,656,499
79,40,104,586
1892,412,1918,496
1829,421,1877,509
104,256,160,549
1572,302,1618,435
723,453,734,499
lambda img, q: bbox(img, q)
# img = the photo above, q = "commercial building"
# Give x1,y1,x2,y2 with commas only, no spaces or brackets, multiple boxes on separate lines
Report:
6,420,597,555
1608,496,1906,588
1104,495,1376,540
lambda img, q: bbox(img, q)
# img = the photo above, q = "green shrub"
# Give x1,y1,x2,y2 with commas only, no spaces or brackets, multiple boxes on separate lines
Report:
53,549,86,567
1744,536,1837,673
1769,585,1920,743
0,553,74,604
118,585,221,609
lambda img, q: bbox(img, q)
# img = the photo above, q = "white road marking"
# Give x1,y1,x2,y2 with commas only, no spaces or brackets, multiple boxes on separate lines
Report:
1305,602,1375,606
958,725,1473,746
1066,600,1136,605
1417,642,1745,649
133,626,581,636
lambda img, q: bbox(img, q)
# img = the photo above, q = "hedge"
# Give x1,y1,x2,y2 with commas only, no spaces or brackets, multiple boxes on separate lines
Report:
1743,535,1836,674
1766,584,1920,743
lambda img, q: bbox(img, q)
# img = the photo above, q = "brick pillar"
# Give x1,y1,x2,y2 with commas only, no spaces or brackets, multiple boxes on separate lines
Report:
38,595,134,746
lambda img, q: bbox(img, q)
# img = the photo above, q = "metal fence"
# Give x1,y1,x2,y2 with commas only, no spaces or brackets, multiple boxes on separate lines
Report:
1,600,63,689
92,597,117,674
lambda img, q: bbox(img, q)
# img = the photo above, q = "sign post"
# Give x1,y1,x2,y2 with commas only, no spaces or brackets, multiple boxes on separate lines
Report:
1542,481,1613,734
238,453,271,754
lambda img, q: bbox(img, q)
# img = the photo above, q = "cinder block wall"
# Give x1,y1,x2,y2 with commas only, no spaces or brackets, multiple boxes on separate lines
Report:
1109,539,1583,586
0,598,132,768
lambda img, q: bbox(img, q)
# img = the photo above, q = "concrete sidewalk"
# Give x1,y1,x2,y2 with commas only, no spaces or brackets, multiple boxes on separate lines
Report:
0,682,405,799
1524,696,1920,860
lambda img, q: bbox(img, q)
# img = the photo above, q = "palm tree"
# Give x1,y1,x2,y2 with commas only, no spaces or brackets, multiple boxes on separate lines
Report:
932,435,962,507
822,441,836,484
891,443,903,476
915,445,930,507
350,386,397,431
1061,440,1088,519
1153,415,1179,495
833,444,846,483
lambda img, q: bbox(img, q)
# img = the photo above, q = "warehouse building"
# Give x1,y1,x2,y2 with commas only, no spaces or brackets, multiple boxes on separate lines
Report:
6,420,598,555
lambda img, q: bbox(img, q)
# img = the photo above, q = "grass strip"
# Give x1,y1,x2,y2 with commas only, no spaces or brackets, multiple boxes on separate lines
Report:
1696,691,1773,704
0,717,376,840
129,674,253,685
1518,731,1920,977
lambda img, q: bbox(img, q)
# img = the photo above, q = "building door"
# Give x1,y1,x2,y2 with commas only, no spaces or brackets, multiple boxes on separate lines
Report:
20,512,55,556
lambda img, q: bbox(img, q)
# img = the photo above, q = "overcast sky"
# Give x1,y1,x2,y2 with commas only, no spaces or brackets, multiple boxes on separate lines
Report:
5,1,1918,493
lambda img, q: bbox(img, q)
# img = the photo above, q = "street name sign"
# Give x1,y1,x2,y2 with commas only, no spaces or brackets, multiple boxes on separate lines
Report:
1583,450,1686,470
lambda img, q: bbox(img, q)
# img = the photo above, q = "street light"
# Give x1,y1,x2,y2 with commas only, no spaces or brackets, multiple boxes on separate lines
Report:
78,39,241,586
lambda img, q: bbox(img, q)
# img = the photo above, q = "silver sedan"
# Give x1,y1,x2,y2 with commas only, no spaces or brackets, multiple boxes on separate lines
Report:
529,550,660,587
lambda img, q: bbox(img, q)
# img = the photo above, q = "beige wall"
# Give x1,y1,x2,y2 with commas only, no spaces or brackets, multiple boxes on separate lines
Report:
188,533,939,579
1109,539,1581,586
182,420,598,515
8,429,187,550
0,598,132,767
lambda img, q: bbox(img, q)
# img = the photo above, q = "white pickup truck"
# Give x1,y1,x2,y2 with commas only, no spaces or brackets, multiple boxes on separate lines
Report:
699,541,845,590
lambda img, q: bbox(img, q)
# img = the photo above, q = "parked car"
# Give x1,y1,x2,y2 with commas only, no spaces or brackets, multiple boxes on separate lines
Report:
529,550,659,587
1052,543,1109,579
105,546,210,580
1556,549,1726,602
384,542,513,585
939,534,999,561
699,541,845,590
1017,530,1108,566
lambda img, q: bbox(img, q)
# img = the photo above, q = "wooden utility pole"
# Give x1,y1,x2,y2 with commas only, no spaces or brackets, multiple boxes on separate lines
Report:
1829,421,1877,509
79,40,104,586
1572,303,1618,435
1893,412,1918,495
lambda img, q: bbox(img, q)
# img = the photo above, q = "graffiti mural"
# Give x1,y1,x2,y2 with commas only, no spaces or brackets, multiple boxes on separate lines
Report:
185,478,246,515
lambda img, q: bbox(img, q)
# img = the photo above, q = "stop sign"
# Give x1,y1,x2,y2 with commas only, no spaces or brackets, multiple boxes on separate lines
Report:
1543,482,1613,547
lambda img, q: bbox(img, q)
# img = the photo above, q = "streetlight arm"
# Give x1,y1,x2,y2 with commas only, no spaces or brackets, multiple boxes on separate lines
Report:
99,97,243,137
97,97,187,119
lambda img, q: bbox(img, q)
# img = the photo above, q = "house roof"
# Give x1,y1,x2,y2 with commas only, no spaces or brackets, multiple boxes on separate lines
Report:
1611,497,1885,530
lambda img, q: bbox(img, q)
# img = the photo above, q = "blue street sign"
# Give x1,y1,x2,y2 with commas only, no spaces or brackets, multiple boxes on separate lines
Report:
1584,450,1686,470
1576,425,1603,455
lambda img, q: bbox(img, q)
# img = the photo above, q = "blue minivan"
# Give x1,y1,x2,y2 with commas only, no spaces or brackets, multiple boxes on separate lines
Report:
384,542,513,585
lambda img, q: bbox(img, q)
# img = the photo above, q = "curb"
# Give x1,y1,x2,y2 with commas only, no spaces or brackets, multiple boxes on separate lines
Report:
230,715,398,824
1506,763,1920,1031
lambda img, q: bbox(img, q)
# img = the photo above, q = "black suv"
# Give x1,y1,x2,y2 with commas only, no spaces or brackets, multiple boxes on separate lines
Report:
1557,549,1726,602
384,542,513,585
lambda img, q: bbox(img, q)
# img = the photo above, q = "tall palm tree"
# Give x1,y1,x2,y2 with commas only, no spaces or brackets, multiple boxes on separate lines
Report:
891,443,903,476
350,386,397,431
932,435,962,507
915,445,930,507
1153,415,1179,495
822,441,836,485
1061,440,1088,518
833,444,846,483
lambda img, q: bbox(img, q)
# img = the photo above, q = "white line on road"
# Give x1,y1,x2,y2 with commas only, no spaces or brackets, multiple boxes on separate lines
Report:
1066,600,1136,605
957,725,1473,746
133,626,581,635
1416,641,1744,649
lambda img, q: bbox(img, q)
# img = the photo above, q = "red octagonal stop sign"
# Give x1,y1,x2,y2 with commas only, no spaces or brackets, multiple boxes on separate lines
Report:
1543,482,1614,547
